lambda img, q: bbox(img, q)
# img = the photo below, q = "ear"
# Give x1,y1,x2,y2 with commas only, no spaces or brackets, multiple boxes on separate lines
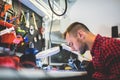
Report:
77,30,85,40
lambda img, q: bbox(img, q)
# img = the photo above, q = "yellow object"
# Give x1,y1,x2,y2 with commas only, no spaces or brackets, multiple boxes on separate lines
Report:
65,66,72,70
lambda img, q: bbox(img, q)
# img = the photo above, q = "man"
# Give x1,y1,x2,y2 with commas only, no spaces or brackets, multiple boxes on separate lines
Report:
63,22,120,80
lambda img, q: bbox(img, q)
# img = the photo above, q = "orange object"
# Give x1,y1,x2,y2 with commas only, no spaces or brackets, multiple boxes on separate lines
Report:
0,20,16,44
11,56,20,70
0,56,16,69
1,32,16,44
0,4,12,17
0,20,14,28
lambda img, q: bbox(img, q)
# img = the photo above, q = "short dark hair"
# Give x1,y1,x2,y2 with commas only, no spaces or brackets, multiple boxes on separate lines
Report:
64,22,90,38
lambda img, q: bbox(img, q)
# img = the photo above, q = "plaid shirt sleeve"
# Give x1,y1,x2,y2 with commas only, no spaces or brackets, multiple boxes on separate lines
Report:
92,35,120,80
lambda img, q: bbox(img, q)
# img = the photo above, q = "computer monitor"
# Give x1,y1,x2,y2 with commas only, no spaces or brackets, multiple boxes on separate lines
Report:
49,43,78,66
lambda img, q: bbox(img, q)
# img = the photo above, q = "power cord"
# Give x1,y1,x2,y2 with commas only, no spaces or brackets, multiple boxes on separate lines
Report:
48,0,67,16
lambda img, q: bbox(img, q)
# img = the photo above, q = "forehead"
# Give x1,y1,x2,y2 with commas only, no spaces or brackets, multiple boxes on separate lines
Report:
66,33,75,41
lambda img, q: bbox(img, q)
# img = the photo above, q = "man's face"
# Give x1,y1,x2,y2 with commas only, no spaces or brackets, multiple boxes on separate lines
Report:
65,33,87,54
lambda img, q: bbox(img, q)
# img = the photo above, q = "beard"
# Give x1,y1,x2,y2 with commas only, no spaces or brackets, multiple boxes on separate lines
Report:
77,38,88,55
79,43,88,55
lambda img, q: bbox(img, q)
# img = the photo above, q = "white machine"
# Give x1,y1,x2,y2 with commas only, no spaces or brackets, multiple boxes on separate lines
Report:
36,43,91,63
36,44,74,58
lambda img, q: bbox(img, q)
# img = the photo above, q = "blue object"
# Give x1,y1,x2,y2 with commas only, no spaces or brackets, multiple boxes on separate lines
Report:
24,36,29,43
25,48,39,55
36,58,42,68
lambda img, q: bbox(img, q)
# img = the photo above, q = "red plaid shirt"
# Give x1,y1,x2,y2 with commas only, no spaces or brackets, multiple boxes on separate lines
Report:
91,34,120,80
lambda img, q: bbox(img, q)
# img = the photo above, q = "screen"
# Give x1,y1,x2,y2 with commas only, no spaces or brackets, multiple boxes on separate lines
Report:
49,43,78,66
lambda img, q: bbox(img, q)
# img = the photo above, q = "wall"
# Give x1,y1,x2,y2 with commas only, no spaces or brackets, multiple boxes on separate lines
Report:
60,0,120,37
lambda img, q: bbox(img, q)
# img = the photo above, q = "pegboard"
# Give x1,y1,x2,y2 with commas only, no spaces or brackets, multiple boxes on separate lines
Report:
0,0,45,54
